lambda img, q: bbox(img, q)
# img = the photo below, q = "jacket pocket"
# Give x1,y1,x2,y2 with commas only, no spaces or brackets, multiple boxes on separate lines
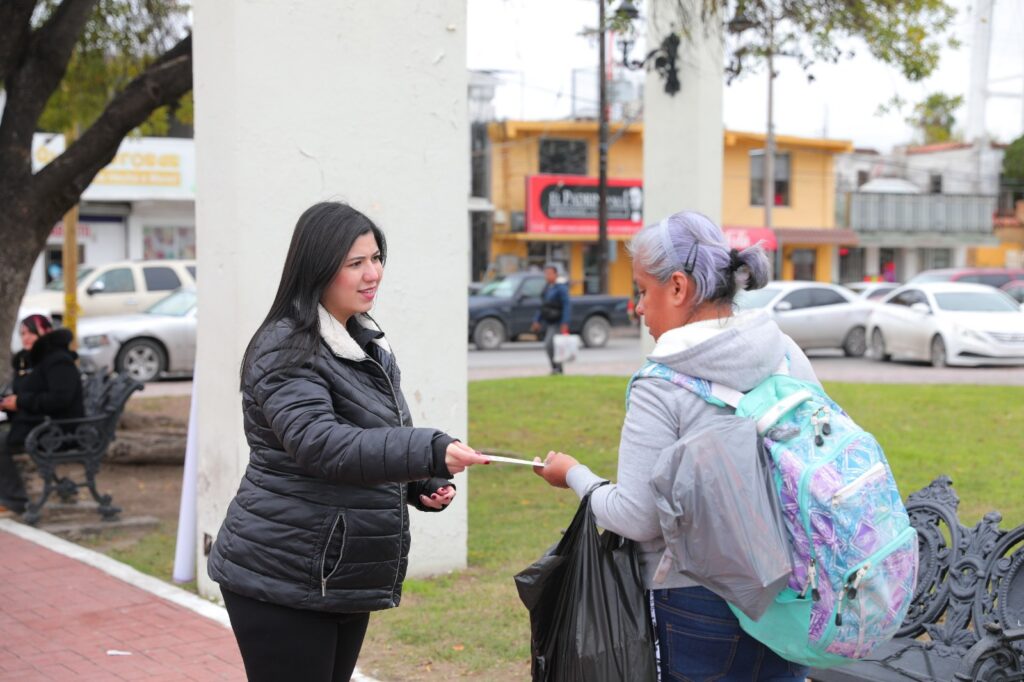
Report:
318,512,347,597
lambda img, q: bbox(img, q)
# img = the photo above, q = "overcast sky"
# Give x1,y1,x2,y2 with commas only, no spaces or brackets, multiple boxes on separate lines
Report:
466,0,1024,152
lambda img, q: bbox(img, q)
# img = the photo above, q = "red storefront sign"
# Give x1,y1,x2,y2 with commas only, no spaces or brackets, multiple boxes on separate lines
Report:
525,174,644,236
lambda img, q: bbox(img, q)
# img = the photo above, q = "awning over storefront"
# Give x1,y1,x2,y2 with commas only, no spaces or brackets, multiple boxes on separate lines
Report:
773,228,859,245
723,226,777,251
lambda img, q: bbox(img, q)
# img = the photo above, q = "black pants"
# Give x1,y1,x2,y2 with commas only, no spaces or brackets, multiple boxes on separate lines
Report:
0,437,28,513
221,587,370,682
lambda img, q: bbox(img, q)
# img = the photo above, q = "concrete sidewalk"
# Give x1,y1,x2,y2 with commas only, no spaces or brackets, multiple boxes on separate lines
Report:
0,520,243,681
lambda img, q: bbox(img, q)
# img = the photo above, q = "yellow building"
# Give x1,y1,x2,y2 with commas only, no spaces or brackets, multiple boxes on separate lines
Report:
486,120,854,297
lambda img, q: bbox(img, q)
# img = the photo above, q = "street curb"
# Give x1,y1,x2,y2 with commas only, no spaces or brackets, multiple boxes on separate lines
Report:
0,519,380,682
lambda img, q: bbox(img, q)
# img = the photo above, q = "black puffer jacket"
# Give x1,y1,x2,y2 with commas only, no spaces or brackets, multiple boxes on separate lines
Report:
208,310,455,613
6,329,84,446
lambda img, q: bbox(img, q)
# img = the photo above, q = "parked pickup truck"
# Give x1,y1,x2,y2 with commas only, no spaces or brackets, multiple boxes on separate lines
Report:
469,272,632,350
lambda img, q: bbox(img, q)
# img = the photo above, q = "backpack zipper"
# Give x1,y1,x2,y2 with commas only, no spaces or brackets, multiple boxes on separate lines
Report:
831,462,887,508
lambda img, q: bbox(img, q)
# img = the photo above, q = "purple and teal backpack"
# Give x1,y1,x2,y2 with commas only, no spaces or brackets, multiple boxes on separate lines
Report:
633,359,918,669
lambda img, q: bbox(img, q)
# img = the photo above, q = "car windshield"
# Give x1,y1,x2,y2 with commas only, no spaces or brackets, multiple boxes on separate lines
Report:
44,267,94,290
479,278,517,298
934,292,1020,312
735,287,781,309
147,290,197,316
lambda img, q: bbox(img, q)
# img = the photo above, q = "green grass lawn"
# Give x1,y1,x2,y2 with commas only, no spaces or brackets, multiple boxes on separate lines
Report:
96,378,1024,680
360,377,1024,679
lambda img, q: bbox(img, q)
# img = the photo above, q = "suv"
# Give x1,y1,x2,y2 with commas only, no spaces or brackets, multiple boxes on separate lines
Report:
909,267,1024,290
21,259,197,324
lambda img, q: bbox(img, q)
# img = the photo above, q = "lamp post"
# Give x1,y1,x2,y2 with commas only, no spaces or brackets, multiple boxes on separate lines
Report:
597,0,610,295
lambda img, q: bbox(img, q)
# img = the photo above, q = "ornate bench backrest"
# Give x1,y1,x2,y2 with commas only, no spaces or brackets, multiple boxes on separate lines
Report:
899,476,1024,659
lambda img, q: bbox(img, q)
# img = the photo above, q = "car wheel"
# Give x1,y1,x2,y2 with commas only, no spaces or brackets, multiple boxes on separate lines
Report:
930,335,947,368
842,326,867,357
870,328,890,361
116,338,167,383
581,316,611,348
472,318,506,351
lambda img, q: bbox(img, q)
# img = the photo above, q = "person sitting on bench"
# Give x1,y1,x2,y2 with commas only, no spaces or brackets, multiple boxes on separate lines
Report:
0,314,84,514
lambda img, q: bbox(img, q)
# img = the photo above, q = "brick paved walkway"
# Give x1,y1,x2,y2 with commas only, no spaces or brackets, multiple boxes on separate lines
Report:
0,524,245,681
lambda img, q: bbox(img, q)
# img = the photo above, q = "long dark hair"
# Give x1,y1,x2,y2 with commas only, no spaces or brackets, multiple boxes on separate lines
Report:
240,202,387,385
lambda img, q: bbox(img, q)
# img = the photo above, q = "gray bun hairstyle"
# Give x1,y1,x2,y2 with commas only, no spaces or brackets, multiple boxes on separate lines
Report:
627,211,771,305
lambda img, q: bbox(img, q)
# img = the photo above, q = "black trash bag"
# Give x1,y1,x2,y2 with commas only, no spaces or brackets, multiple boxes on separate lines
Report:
514,493,657,682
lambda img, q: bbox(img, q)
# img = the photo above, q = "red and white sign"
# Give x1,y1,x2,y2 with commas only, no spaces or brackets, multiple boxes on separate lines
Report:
526,174,644,236
723,226,777,251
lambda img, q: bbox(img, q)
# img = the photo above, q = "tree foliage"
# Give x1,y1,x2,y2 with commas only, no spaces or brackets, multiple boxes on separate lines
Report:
905,92,963,144
0,0,192,380
33,0,191,135
1003,135,1024,182
722,0,957,84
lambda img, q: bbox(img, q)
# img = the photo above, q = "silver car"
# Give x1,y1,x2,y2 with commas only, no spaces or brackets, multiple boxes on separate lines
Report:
77,289,197,382
735,281,871,356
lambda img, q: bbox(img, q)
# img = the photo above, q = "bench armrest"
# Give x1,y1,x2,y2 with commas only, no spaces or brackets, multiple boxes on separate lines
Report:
23,414,115,460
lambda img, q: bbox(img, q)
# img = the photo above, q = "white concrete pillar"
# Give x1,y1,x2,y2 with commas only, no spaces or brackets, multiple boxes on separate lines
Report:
864,245,881,278
643,1,724,226
953,245,969,268
902,248,920,280
641,0,724,353
192,0,469,602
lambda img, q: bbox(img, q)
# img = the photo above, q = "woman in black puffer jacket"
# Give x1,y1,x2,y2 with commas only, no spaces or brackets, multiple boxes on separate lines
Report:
208,202,489,682
1,314,84,514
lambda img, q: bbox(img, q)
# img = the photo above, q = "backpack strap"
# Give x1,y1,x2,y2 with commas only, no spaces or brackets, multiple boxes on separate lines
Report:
628,354,792,411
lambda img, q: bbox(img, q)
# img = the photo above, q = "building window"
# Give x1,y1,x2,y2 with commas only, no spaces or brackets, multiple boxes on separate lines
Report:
839,247,865,283
856,170,869,188
144,226,196,260
750,151,791,207
920,247,952,270
929,173,943,194
539,139,587,175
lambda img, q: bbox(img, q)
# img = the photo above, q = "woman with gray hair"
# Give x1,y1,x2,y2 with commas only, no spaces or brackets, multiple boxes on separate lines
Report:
535,211,818,679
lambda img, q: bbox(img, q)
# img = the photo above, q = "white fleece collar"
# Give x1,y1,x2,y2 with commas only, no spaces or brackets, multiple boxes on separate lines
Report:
649,310,765,359
317,305,391,361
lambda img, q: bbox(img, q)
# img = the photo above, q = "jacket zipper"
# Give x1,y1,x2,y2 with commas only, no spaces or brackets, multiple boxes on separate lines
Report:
320,513,344,597
360,354,406,604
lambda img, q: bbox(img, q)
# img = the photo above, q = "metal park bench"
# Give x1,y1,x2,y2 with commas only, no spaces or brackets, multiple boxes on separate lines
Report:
21,372,143,525
810,476,1024,682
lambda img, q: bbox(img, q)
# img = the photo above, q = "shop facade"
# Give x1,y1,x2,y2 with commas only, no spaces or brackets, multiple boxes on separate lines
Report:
27,134,195,295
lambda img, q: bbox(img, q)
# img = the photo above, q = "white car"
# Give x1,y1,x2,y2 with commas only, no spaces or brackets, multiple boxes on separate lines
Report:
735,281,872,356
21,259,196,323
867,282,1024,367
77,289,197,382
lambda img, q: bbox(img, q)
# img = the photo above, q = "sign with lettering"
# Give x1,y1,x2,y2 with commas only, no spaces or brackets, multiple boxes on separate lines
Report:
526,174,643,235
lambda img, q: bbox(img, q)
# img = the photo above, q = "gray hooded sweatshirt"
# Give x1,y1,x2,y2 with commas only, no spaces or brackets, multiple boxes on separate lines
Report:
565,310,821,590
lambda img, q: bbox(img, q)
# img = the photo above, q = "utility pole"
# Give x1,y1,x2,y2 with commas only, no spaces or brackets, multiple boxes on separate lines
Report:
62,126,80,346
597,0,610,294
763,12,775,232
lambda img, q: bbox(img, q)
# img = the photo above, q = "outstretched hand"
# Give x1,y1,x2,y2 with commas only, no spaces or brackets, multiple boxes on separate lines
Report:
444,441,490,475
533,451,579,488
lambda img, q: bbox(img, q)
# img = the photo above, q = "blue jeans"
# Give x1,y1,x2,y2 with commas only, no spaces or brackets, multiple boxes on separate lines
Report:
653,586,808,682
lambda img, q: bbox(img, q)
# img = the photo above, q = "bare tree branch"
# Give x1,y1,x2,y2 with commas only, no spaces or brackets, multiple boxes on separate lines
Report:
0,0,99,168
31,34,193,220
0,0,37,83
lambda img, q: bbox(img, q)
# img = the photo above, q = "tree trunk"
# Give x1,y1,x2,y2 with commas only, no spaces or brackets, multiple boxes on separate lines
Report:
0,202,58,385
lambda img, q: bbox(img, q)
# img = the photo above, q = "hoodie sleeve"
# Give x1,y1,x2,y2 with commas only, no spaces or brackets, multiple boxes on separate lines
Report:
566,378,677,543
